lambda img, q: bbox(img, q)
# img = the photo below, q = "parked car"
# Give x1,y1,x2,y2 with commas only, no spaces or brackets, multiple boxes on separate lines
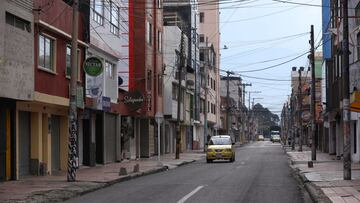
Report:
257,135,264,141
271,134,281,143
206,135,235,163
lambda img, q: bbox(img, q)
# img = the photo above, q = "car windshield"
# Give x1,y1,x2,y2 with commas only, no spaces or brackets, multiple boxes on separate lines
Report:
209,138,231,145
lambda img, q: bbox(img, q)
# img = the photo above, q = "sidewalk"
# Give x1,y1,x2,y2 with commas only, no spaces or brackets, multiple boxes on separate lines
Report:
0,152,205,203
284,145,360,203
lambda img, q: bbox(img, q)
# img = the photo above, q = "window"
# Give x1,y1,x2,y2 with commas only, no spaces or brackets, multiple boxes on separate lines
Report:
172,84,177,100
158,74,163,96
5,12,31,32
199,34,205,43
105,61,115,79
158,31,162,52
356,3,360,26
208,101,210,113
200,52,204,62
146,22,152,45
93,0,104,25
147,70,152,91
200,99,205,113
157,0,162,9
110,1,119,36
38,34,55,71
66,46,80,79
200,12,204,23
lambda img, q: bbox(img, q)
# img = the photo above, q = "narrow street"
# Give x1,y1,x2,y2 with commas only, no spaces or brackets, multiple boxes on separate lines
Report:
64,141,311,203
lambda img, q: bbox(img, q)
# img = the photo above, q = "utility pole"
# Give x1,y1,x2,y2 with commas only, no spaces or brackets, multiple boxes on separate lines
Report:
291,92,295,150
204,37,209,151
248,91,261,110
68,0,79,182
252,98,263,109
298,69,303,152
242,83,252,106
342,0,351,180
176,29,185,159
248,91,261,141
226,70,233,135
310,25,316,161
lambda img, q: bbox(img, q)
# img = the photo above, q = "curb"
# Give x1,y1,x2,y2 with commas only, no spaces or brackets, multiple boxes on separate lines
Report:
289,162,332,203
24,160,198,203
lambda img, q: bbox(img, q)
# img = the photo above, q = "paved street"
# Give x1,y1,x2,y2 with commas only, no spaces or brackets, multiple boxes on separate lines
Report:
64,141,311,203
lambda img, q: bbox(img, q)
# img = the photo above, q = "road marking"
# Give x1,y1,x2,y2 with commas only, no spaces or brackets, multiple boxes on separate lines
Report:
177,185,205,203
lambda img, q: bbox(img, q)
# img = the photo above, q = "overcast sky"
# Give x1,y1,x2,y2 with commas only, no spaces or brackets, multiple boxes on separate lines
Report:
218,0,322,115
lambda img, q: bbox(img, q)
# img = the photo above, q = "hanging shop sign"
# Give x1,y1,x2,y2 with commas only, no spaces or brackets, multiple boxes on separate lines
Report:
123,91,144,111
83,57,103,77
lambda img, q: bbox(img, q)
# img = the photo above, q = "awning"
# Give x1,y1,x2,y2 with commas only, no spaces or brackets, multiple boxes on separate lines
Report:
350,91,360,112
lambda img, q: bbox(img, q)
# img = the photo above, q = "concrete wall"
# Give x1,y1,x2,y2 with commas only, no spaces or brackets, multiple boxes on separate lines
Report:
0,0,34,101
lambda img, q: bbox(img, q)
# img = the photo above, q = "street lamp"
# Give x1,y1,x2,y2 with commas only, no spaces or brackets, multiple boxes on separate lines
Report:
155,112,163,166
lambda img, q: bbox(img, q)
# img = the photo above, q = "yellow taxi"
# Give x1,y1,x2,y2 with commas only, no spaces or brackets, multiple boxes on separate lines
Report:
206,135,235,163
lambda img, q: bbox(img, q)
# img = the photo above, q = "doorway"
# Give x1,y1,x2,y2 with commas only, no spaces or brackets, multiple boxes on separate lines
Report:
19,111,30,177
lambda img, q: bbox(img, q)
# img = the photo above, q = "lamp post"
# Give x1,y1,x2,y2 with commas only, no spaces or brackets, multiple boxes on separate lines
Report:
155,112,163,166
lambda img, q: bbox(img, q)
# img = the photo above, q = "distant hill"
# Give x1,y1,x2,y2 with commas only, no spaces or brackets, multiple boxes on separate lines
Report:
251,103,280,138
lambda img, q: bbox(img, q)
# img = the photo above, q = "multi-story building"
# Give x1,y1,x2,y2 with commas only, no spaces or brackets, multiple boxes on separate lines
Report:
163,0,198,151
291,67,311,147
220,76,243,142
81,0,129,166
0,0,34,181
163,23,189,153
325,0,360,161
6,0,89,180
126,0,163,158
198,0,220,149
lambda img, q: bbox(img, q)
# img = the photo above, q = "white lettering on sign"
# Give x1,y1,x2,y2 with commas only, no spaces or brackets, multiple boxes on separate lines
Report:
124,96,144,104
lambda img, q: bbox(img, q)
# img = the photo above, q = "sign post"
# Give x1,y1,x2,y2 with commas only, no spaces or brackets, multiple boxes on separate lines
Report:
155,112,163,166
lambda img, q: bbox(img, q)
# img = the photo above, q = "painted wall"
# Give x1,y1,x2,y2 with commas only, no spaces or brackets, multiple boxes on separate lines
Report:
34,0,86,99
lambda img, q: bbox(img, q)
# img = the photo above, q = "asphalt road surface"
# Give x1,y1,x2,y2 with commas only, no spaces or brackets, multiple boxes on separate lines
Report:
64,141,312,203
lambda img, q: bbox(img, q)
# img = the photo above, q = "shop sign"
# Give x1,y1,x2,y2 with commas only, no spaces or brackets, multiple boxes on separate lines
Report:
83,57,103,77
102,96,111,112
123,91,144,111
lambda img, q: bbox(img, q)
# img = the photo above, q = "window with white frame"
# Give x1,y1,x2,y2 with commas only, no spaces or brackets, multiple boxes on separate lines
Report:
146,21,152,45
66,45,81,79
110,1,119,36
105,61,115,79
38,34,55,71
93,0,104,25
